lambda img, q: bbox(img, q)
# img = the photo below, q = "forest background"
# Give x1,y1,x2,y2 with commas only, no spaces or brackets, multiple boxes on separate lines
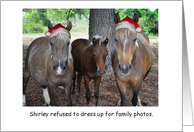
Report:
23,9,158,36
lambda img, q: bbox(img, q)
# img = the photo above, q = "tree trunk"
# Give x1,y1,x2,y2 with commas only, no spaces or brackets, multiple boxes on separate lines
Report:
89,9,115,71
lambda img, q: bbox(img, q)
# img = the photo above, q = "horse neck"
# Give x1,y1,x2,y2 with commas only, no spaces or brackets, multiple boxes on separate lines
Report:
83,46,97,70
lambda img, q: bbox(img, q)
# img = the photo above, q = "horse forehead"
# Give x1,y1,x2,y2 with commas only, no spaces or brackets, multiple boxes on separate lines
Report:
95,45,106,53
115,29,132,39
52,35,69,46
115,29,136,43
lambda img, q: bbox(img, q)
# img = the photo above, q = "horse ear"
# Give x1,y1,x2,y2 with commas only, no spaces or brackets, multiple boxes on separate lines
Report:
114,12,120,24
66,21,72,31
92,37,98,46
48,21,53,29
103,38,109,46
132,13,139,23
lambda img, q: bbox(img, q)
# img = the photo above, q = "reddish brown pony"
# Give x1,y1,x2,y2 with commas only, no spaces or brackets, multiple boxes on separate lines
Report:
112,13,153,106
23,21,73,106
71,36,108,106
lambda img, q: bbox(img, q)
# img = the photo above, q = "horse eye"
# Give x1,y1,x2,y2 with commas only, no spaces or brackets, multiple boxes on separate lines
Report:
50,42,53,46
114,38,117,42
67,42,70,45
93,53,96,57
134,38,137,42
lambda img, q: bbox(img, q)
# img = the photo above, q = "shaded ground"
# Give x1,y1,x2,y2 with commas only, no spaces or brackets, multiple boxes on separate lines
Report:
23,34,158,106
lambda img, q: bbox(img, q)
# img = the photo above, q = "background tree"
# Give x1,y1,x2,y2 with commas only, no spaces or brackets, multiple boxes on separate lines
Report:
89,9,115,71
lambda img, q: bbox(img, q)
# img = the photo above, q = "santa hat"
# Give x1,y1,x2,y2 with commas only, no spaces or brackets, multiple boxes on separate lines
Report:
120,16,142,32
45,23,67,37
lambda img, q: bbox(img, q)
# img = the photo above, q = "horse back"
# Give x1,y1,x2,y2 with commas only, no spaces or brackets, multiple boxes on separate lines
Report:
72,39,91,75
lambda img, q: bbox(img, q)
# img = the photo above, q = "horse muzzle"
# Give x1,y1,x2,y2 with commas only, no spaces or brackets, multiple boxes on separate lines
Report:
118,63,132,76
97,69,106,76
53,65,66,75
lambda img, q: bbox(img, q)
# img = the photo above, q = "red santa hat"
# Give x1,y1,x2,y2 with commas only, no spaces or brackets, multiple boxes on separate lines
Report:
45,23,66,37
120,16,142,32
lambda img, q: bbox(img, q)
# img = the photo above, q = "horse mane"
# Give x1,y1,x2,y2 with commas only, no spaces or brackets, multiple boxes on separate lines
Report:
68,42,73,67
92,35,102,46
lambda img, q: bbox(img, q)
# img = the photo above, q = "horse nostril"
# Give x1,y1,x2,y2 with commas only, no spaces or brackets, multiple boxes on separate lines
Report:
128,64,132,70
53,66,56,70
118,64,122,70
103,70,106,74
62,66,66,70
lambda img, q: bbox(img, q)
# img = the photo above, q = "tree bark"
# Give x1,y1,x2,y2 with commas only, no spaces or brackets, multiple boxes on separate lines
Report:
89,9,115,71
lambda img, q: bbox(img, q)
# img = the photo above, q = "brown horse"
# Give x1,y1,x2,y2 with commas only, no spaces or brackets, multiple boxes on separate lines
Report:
112,13,153,106
71,36,108,106
23,21,73,106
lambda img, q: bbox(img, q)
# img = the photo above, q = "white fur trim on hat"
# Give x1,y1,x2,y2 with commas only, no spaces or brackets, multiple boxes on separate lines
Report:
136,27,142,33
50,28,71,39
45,31,51,37
115,21,136,33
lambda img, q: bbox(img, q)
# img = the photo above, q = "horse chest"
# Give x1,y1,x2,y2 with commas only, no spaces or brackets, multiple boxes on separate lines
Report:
83,65,98,79
86,72,98,80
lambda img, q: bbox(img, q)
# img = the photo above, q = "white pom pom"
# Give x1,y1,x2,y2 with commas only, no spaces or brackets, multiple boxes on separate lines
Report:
136,27,142,33
45,31,51,37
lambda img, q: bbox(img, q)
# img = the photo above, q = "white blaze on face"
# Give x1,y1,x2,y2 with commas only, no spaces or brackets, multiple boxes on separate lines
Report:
57,60,62,74
123,39,128,59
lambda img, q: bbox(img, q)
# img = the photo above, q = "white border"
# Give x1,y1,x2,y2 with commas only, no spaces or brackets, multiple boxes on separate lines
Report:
1,1,182,131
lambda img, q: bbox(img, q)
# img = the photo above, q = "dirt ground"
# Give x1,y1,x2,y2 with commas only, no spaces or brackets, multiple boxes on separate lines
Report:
23,33,158,106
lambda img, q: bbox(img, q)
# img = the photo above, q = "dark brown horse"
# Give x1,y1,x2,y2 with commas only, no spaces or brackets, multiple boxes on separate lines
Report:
71,36,108,106
112,13,153,106
23,21,73,106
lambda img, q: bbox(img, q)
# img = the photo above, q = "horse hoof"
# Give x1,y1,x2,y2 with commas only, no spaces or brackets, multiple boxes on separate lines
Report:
23,102,26,106
117,99,121,106
72,94,75,100
43,102,49,106
77,98,82,104
142,101,148,106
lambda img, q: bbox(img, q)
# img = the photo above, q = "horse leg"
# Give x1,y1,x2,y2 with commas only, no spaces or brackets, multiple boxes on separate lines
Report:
137,95,142,106
72,71,76,99
65,82,72,106
77,74,82,104
115,78,128,106
132,82,142,106
47,82,55,106
94,77,102,106
42,86,50,106
84,75,91,106
23,70,30,106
